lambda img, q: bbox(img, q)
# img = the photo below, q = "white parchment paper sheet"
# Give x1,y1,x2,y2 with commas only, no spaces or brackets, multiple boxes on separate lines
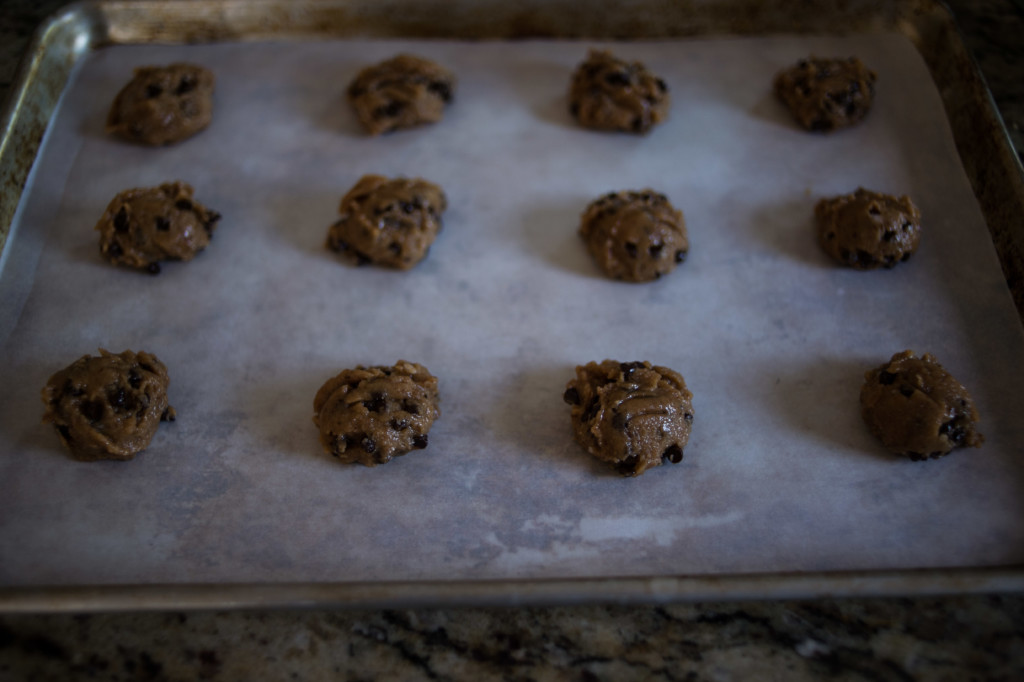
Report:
2,34,1023,586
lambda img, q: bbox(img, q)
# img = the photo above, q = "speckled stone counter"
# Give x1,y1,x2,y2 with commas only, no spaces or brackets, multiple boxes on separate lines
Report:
2,1,1023,680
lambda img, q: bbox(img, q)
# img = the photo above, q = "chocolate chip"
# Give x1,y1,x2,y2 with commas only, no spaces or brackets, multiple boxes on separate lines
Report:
402,400,419,415
604,71,630,87
684,412,693,422
175,75,197,95
373,101,405,120
57,424,72,443
401,202,415,214
649,243,664,257
867,204,881,216
175,199,193,211
939,419,968,446
147,262,162,275
206,210,222,225
882,230,895,242
80,400,105,422
655,78,667,93
902,220,913,231
625,242,638,258
412,434,429,449
161,408,175,422
856,249,877,267
663,444,683,464
107,242,123,257
354,251,372,266
563,387,580,405
878,370,897,385
390,418,408,430
365,393,386,413
361,436,376,454
428,81,452,102
389,242,402,255
674,250,688,264
899,385,915,397
108,387,127,410
611,412,627,429
615,455,640,475
114,207,129,233
145,84,162,98
154,216,171,231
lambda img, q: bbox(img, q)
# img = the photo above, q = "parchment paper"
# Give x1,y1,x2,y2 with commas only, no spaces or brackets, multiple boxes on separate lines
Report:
2,34,1023,587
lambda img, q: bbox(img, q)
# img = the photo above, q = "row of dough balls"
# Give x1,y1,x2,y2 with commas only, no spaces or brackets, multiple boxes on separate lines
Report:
105,51,877,145
40,351,983,472
93,177,922,280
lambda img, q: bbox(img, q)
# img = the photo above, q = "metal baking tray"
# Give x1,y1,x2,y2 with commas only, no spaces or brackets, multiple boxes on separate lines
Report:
1,0,1023,612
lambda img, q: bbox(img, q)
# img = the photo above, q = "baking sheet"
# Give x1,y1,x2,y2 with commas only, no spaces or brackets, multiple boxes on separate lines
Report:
2,34,1024,588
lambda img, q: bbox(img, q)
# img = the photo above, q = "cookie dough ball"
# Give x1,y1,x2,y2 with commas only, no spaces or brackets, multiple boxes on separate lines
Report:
326,174,446,269
860,350,984,461
95,181,221,274
313,361,440,466
569,50,670,134
579,190,688,282
106,63,214,145
773,56,876,132
563,360,693,476
41,349,176,461
815,188,920,269
348,54,455,135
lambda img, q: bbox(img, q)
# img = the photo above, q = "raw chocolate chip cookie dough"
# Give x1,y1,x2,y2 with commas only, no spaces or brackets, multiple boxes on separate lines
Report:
96,181,221,274
313,361,440,466
41,349,176,462
860,350,983,460
107,63,214,145
326,175,446,269
773,57,876,132
564,360,693,476
579,190,688,282
569,49,669,134
348,54,455,135
815,188,920,269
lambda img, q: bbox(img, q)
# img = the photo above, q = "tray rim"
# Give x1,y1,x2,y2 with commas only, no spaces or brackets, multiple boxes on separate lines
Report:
2,567,1023,614
2,0,1023,612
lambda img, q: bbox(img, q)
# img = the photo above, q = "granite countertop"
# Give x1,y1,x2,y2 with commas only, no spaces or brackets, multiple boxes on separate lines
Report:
2,1,1023,680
